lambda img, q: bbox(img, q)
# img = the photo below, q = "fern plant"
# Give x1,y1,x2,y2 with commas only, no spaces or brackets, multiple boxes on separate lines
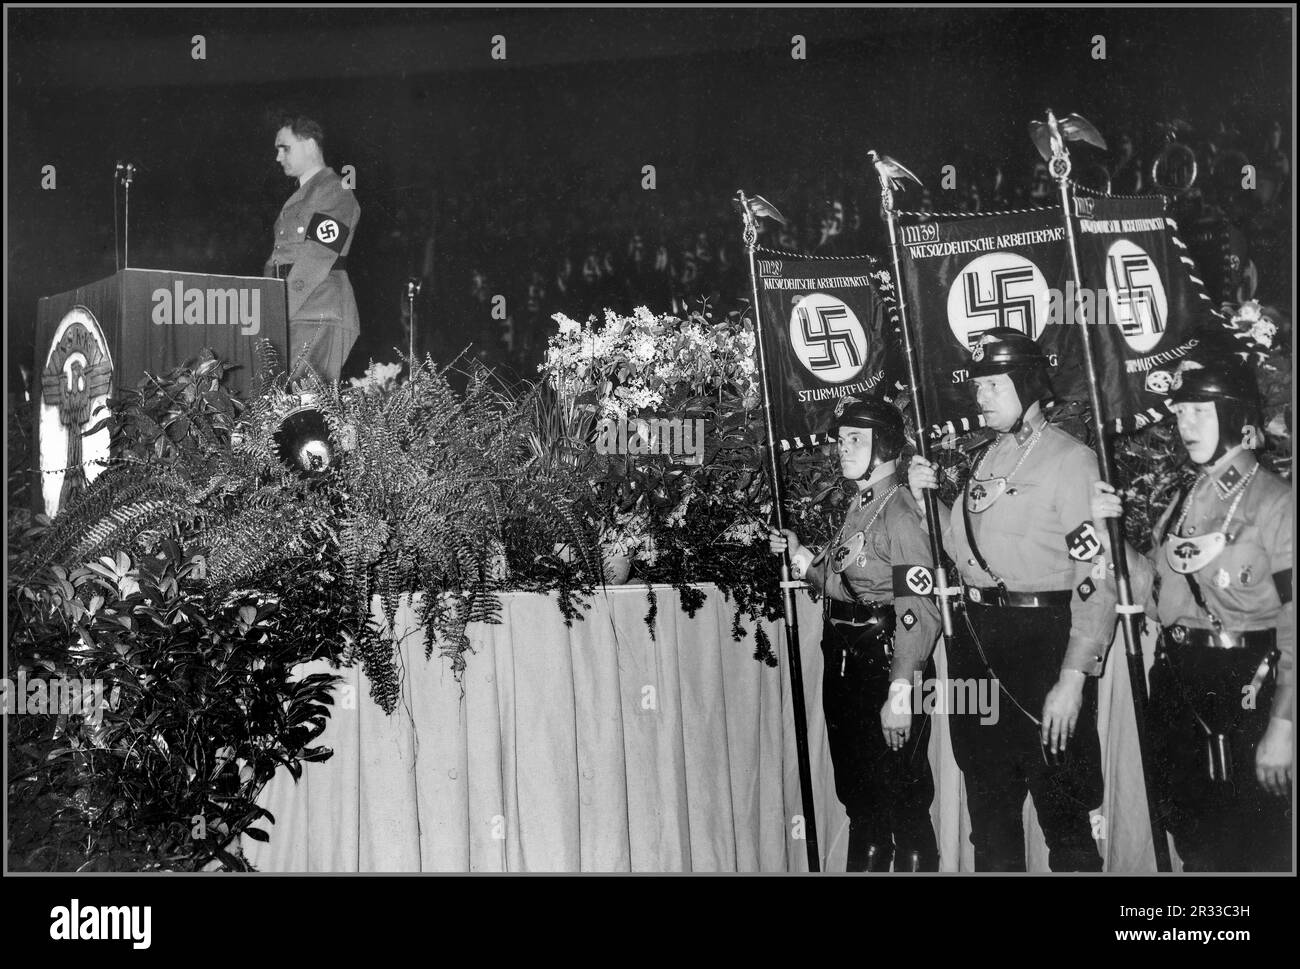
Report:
16,344,605,716
288,356,600,706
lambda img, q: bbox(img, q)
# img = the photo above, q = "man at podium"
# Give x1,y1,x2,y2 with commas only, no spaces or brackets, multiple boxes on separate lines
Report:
265,114,361,382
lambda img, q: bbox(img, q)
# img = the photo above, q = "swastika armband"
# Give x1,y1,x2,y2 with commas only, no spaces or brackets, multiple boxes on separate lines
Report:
307,212,350,253
1066,521,1102,562
893,564,934,597
1275,569,1293,605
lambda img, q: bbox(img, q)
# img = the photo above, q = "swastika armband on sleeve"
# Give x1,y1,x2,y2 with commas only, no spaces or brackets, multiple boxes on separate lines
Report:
1275,569,1293,605
307,212,350,253
893,564,934,597
1066,521,1103,562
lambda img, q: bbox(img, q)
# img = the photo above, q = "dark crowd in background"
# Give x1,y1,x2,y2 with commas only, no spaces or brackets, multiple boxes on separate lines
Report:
438,110,1291,378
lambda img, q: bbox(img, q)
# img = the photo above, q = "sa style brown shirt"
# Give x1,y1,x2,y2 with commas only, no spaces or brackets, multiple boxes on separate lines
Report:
801,472,942,683
264,167,360,333
1127,450,1294,721
933,414,1119,676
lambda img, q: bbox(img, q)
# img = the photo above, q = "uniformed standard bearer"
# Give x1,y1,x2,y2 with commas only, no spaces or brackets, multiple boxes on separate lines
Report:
909,327,1115,871
1092,359,1292,871
770,397,941,872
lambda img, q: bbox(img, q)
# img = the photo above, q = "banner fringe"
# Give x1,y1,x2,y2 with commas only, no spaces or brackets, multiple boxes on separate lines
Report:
893,204,1059,221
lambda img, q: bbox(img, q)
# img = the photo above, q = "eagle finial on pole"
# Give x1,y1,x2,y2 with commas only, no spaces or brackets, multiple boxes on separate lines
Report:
733,191,789,225
869,150,924,194
1030,109,1108,178
734,190,788,249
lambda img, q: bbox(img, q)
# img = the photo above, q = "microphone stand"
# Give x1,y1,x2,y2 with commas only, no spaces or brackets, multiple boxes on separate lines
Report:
116,163,136,268
406,278,422,364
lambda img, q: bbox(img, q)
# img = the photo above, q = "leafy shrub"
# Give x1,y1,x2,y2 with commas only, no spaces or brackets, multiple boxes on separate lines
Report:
7,540,340,871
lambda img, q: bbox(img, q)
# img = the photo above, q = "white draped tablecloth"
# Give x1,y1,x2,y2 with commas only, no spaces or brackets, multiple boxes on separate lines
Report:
242,584,1163,872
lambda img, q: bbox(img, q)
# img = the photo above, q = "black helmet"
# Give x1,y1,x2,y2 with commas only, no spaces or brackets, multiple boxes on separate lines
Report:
968,327,1049,377
1168,361,1260,406
1167,361,1263,462
966,327,1054,427
828,396,908,472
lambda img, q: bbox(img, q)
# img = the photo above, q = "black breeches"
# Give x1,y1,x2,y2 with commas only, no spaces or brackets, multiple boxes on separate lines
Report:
821,620,938,862
948,602,1104,872
1148,640,1291,872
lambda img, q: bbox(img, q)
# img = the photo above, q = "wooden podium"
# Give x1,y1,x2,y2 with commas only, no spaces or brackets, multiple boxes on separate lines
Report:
33,269,288,516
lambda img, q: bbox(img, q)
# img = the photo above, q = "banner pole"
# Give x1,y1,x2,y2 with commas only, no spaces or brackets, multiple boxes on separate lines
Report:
869,152,960,643
1041,113,1172,872
736,190,820,872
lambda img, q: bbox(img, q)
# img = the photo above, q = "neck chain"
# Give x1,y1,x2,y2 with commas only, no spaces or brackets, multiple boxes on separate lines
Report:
860,483,901,532
972,422,1044,486
1173,463,1259,538
834,483,901,548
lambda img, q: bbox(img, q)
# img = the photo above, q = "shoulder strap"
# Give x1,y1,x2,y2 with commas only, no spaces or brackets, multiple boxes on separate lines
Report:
962,444,1006,593
1159,482,1221,628
1157,484,1192,546
1183,569,1222,631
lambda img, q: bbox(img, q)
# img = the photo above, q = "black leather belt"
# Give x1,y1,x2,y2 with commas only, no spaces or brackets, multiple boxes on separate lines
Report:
1163,624,1277,651
826,598,890,625
824,598,895,664
826,598,899,626
273,257,347,279
964,586,1072,608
